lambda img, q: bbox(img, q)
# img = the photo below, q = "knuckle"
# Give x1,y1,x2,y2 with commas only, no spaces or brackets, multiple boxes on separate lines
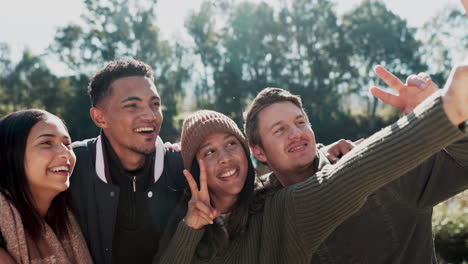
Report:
418,72,429,78
406,74,416,82
454,64,468,74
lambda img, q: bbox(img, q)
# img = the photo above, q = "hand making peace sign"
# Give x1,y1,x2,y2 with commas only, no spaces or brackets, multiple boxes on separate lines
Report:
370,65,439,115
183,159,220,230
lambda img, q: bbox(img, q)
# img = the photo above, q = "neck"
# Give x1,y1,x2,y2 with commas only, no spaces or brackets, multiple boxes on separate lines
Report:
105,136,147,171
31,191,55,218
211,193,238,214
274,163,316,187
114,148,147,171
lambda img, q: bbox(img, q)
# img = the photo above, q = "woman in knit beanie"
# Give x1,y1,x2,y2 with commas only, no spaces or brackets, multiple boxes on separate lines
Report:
156,110,257,261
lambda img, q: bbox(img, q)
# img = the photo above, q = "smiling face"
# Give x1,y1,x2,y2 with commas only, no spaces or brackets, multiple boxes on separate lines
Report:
24,115,76,198
251,101,316,185
195,132,248,201
91,76,163,157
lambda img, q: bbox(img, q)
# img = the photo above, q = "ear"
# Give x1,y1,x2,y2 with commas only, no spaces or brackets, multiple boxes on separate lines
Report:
251,144,267,163
90,107,107,129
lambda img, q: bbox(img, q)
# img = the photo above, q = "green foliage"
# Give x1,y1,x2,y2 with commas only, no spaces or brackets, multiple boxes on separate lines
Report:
0,0,462,146
0,49,71,118
50,0,189,141
186,0,357,138
342,0,426,131
433,197,468,263
419,7,468,86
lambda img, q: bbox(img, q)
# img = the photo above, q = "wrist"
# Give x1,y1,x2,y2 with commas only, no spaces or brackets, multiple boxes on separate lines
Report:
183,217,203,230
442,94,466,126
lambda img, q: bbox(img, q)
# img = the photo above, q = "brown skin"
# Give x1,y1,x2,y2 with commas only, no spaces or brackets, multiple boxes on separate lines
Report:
195,133,248,214
90,76,163,170
24,116,75,217
0,248,16,264
183,160,220,230
183,132,249,230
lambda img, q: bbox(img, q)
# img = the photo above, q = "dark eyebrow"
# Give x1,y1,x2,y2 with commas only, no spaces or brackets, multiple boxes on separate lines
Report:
198,134,235,151
120,96,142,104
36,134,71,141
36,133,55,139
121,95,160,104
295,114,305,120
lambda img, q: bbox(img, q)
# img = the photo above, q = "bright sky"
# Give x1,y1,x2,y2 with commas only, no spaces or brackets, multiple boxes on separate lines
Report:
0,0,463,69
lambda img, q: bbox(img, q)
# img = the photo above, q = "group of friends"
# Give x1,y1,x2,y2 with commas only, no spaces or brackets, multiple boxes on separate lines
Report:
1,2,468,263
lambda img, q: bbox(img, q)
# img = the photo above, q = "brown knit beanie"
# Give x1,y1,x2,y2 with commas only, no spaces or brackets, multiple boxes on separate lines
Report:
181,110,249,171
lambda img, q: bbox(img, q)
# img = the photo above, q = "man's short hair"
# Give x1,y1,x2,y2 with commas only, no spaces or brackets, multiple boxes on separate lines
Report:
88,58,154,107
243,87,307,147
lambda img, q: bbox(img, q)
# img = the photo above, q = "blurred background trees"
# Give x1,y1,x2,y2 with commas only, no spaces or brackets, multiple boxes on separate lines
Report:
3,0,464,143
1,0,467,261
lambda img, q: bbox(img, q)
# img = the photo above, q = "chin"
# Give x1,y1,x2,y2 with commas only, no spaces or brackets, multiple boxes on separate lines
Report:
293,158,314,170
131,146,156,155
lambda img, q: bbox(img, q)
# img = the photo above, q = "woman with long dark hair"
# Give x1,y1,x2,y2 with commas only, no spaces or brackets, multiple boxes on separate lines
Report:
0,109,92,263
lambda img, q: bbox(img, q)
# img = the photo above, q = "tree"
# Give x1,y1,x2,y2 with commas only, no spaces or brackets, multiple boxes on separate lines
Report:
419,7,468,86
51,0,189,141
0,49,70,117
342,0,426,131
186,0,357,137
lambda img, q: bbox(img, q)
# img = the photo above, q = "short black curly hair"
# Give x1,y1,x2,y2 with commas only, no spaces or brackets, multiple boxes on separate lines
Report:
88,58,154,107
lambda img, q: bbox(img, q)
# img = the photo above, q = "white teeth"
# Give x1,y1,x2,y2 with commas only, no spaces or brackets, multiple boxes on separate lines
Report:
220,169,237,178
289,145,305,152
50,166,69,172
135,127,154,133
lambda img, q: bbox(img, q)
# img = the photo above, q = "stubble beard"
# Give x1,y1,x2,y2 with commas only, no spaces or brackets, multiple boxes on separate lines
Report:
129,145,156,156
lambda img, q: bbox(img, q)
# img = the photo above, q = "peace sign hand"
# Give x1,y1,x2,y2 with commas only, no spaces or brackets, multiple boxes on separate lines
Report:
183,159,220,230
370,65,439,115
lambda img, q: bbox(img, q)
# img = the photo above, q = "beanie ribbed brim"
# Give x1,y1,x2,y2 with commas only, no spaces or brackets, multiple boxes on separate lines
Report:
180,110,249,171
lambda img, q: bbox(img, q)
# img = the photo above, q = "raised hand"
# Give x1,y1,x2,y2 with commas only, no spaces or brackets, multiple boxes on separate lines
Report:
183,159,220,230
370,65,439,115
441,63,468,126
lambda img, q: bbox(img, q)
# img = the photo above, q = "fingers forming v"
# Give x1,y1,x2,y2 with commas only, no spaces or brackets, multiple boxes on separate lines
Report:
374,65,404,92
184,169,199,198
370,87,405,111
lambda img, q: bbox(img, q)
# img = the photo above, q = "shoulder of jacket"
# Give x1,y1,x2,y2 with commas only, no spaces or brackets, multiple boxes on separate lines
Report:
72,138,96,154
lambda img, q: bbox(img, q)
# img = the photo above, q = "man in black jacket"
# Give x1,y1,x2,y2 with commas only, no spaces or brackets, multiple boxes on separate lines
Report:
70,59,185,264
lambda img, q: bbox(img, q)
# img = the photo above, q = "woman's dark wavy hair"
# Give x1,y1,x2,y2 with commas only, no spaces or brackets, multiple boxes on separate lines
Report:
0,109,72,241
189,146,256,260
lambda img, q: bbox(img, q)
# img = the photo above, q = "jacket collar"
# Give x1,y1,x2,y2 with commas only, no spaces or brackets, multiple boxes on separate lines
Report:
93,131,166,184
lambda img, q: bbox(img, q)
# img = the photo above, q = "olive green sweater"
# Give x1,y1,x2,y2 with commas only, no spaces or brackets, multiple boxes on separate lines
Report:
158,96,467,264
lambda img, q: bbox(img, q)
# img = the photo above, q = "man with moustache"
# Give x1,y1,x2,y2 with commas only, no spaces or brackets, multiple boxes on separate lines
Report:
70,59,185,264
244,65,468,263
